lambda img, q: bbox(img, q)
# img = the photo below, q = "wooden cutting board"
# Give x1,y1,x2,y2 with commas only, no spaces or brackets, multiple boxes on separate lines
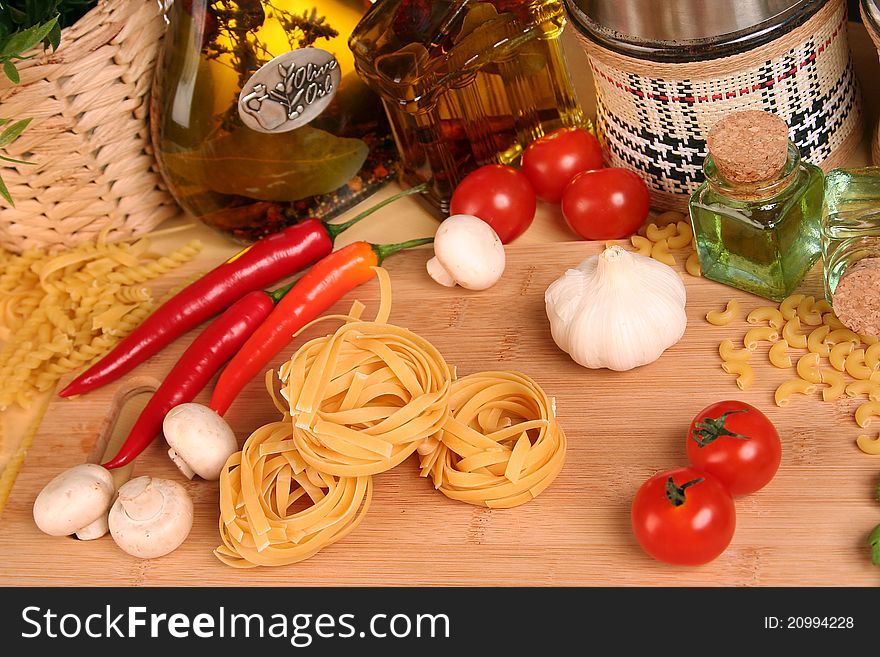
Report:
1,241,879,586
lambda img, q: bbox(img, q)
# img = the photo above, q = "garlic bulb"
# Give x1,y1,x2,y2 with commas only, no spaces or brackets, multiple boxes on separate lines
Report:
545,246,687,371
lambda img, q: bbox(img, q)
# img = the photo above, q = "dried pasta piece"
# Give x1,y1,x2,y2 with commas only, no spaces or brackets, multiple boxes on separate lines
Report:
846,381,880,400
721,360,754,390
650,239,675,267
630,235,653,256
861,333,879,346
215,420,373,568
666,222,693,249
706,299,740,326
646,223,677,242
829,341,854,372
812,299,833,314
824,313,846,330
774,379,816,407
796,353,822,385
826,328,861,346
779,294,806,321
419,371,566,509
845,349,875,380
856,433,880,455
806,325,831,357
743,326,779,350
781,316,807,349
768,340,792,369
796,295,823,326
719,339,751,362
865,342,880,370
748,306,785,329
685,251,701,277
855,401,880,428
820,369,846,402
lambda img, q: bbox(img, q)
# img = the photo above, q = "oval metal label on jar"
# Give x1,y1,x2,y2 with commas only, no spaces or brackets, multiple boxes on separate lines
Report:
238,47,341,134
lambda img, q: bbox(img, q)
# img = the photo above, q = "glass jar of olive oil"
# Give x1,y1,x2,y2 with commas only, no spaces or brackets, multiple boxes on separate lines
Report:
151,0,398,242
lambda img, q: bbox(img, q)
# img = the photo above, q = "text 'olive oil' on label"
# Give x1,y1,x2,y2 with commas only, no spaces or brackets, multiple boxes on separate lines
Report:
239,48,341,133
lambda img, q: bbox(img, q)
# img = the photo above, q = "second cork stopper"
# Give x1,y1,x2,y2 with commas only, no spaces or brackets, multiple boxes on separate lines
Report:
706,110,790,184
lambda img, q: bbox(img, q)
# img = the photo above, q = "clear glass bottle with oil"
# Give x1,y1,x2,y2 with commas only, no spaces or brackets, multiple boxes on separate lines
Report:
151,0,397,242
688,111,824,302
821,167,880,303
349,0,586,215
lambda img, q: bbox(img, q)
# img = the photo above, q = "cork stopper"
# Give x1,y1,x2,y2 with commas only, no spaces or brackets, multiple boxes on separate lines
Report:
706,111,790,184
832,257,880,338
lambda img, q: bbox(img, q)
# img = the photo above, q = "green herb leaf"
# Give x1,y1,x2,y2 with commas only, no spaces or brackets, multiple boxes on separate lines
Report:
0,117,31,147
0,174,14,206
3,59,19,83
163,126,369,202
0,153,33,165
0,16,58,58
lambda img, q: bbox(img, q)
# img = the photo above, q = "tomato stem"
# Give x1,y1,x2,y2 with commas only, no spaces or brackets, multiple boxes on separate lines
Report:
869,525,880,566
691,409,751,447
665,476,704,507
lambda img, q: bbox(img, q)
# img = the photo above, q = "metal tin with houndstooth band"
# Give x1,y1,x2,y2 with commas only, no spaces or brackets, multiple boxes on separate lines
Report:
565,0,864,211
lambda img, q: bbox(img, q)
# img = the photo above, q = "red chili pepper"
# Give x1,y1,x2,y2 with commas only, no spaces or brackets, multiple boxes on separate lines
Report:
101,283,293,470
209,236,433,416
59,185,427,398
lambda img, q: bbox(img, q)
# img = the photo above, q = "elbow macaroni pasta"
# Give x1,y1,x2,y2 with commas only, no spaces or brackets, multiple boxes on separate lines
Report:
630,235,652,256
856,433,880,455
719,339,752,362
820,369,846,402
829,341,854,372
775,379,817,407
768,340,792,368
645,222,677,241
748,306,785,329
706,299,740,326
779,294,806,321
807,325,831,357
782,316,808,349
796,295,823,326
845,349,876,380
666,222,693,249
796,353,823,384
685,251,701,277
743,326,779,350
650,239,676,267
855,401,880,428
721,360,754,390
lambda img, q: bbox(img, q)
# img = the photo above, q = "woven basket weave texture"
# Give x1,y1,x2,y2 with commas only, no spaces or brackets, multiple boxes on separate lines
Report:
573,0,863,211
0,0,178,254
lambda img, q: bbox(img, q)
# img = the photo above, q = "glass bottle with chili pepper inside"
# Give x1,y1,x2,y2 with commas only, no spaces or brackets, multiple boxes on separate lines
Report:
151,0,399,242
348,0,587,216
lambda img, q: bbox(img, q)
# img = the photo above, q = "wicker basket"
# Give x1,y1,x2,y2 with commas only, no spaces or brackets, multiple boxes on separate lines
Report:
863,0,880,166
0,0,178,254
567,0,864,212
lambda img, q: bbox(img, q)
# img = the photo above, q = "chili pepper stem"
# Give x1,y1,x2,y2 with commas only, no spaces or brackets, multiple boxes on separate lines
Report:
267,281,296,304
372,237,434,265
324,183,430,241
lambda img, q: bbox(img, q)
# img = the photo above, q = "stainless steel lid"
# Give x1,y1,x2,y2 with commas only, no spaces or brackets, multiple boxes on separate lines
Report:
565,0,828,61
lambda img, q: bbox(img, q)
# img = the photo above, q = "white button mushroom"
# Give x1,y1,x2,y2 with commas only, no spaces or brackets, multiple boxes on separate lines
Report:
426,214,506,290
162,403,238,481
109,476,193,559
33,464,115,540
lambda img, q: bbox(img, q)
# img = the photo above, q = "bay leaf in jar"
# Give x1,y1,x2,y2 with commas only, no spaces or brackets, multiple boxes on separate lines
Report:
162,125,369,202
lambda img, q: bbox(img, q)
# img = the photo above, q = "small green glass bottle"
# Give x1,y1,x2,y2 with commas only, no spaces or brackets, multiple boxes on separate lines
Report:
688,111,824,302
821,167,880,302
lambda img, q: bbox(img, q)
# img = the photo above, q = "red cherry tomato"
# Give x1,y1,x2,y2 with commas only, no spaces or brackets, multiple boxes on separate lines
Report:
450,165,537,243
520,127,604,203
560,168,651,240
686,400,782,496
631,467,736,566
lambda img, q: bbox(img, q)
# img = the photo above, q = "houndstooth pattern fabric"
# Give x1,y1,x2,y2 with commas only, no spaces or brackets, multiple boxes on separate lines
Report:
589,3,861,205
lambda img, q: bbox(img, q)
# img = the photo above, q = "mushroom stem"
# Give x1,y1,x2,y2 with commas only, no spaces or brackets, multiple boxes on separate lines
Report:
426,257,456,287
75,513,109,541
168,447,196,480
117,477,164,521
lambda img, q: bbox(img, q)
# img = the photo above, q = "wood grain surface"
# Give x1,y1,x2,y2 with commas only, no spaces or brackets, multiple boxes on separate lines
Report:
1,241,878,587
